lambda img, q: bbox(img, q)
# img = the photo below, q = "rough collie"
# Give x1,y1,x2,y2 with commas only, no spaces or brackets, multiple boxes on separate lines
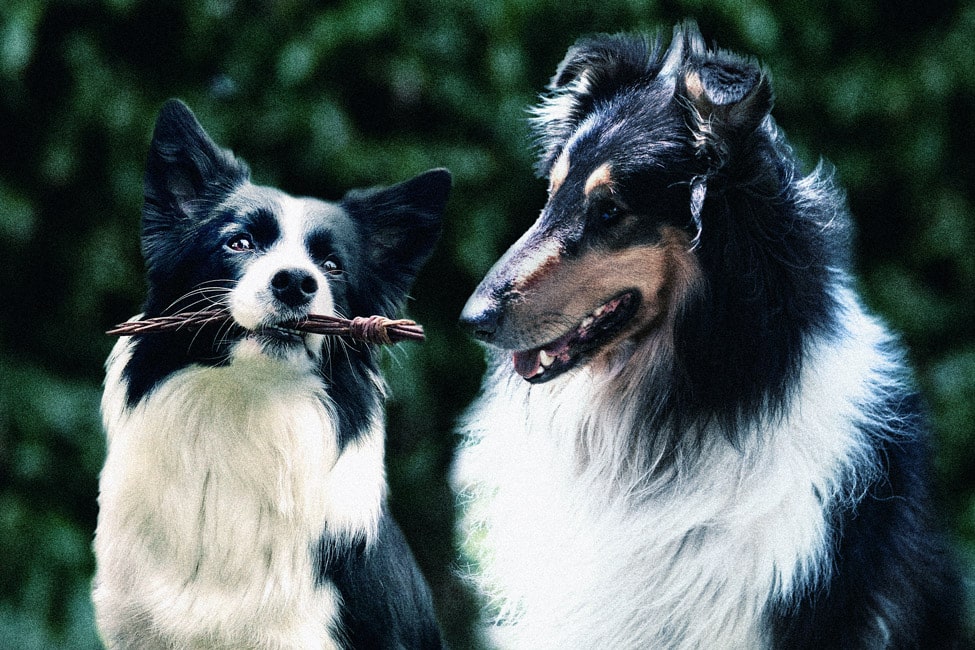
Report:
94,99,449,649
455,22,963,649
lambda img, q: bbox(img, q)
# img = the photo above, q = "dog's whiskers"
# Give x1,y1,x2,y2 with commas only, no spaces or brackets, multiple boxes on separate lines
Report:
163,282,234,316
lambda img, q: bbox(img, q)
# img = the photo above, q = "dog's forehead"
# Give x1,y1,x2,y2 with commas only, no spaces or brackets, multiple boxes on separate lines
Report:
277,194,350,236
555,96,684,189
222,183,350,237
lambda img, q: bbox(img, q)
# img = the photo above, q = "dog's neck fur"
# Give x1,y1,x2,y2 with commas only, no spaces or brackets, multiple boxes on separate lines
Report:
96,337,386,649
456,288,894,649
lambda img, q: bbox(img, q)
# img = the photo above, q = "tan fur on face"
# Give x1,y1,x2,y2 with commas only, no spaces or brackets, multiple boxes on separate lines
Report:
684,70,705,102
549,149,571,195
503,227,701,351
584,163,615,197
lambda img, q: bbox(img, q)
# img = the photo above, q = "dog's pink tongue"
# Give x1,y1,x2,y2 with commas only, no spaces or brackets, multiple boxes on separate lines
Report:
513,333,575,380
513,350,541,379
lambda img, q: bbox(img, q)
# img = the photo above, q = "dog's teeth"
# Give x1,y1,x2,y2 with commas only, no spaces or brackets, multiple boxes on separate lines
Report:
581,316,595,329
539,350,554,367
593,305,606,318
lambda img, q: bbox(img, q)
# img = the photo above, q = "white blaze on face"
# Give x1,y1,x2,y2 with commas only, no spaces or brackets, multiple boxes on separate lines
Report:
221,192,336,363
229,195,334,329
509,233,565,291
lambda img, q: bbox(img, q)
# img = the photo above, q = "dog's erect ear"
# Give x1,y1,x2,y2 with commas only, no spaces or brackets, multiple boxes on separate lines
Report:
670,23,773,162
660,20,707,78
143,99,249,229
680,58,772,136
341,168,450,314
549,33,657,93
531,34,661,176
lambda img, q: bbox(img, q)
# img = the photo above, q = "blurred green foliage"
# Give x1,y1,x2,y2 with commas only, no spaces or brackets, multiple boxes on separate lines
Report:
1,0,973,647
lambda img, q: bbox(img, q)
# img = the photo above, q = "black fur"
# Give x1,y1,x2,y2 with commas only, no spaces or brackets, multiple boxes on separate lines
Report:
125,101,447,421
317,507,444,650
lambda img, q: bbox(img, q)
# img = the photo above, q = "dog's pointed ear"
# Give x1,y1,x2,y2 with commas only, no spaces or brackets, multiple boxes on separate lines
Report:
680,59,772,134
671,22,773,161
143,99,249,225
342,168,450,314
660,20,706,78
532,34,661,177
548,34,649,92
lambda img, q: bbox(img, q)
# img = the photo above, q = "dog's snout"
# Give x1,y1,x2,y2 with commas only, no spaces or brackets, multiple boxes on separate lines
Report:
271,268,318,307
459,290,503,342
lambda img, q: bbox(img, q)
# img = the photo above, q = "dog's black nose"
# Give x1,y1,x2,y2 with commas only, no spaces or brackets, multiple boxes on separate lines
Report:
271,268,318,307
459,292,502,342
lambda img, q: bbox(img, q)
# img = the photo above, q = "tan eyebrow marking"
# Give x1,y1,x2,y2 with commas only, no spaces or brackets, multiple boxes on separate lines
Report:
549,149,570,195
584,163,614,196
684,70,705,102
548,149,569,194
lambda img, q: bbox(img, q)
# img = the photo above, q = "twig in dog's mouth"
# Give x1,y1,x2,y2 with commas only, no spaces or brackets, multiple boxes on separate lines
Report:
106,309,425,345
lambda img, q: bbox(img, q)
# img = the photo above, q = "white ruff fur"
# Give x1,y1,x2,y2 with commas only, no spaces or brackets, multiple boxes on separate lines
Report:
455,290,897,649
95,338,386,649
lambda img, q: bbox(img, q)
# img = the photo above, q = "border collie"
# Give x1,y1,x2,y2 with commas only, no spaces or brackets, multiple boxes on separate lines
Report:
94,99,450,649
455,22,963,649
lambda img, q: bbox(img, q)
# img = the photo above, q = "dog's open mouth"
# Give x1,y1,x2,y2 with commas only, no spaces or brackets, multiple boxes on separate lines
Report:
512,291,640,383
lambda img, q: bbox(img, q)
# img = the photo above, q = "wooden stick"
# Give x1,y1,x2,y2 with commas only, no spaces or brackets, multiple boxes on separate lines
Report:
107,309,425,345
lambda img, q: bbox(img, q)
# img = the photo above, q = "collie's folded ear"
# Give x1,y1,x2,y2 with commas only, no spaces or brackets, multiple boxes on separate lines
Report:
341,168,450,314
143,99,249,227
531,34,662,177
670,22,773,164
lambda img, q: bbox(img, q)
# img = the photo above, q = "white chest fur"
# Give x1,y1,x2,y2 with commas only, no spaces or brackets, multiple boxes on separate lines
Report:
94,340,386,649
456,297,893,650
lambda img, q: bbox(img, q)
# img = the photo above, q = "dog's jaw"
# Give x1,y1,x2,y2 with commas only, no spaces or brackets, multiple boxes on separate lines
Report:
461,226,700,385
512,290,641,382
228,298,330,365
231,326,326,364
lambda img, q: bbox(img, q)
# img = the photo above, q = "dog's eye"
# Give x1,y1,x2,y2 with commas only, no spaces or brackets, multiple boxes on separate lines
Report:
322,255,342,275
226,234,254,253
591,201,624,226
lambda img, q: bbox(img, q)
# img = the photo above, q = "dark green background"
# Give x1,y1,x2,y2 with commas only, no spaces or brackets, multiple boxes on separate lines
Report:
1,1,973,647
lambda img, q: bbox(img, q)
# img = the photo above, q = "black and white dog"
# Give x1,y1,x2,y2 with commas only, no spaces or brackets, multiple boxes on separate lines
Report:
456,22,964,648
94,100,449,649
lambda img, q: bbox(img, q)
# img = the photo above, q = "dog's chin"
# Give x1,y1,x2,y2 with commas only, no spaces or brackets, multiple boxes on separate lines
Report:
512,290,641,383
230,324,323,365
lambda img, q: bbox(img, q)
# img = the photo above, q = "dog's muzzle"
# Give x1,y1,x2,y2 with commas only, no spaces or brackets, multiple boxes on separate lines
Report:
459,287,505,344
